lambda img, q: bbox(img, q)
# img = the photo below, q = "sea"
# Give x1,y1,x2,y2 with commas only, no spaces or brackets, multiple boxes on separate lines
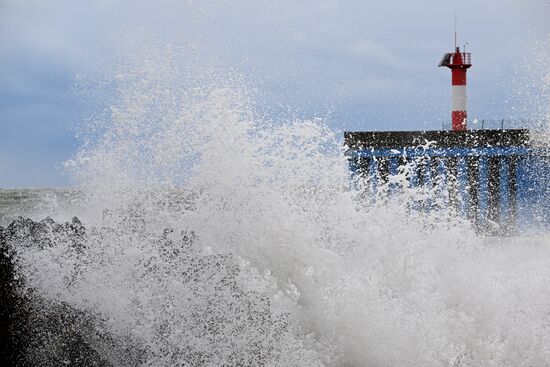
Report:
0,189,82,227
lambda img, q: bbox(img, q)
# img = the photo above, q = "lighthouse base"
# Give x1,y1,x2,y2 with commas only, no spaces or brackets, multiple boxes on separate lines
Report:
452,111,467,131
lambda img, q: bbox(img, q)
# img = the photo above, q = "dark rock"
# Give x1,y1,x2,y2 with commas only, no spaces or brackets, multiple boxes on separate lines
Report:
0,217,111,367
0,224,26,366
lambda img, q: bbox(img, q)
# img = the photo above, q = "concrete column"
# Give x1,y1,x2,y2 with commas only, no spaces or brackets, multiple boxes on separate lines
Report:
357,156,371,179
430,158,441,188
507,156,518,230
467,156,480,226
445,157,460,212
415,158,427,187
377,157,391,184
487,157,501,225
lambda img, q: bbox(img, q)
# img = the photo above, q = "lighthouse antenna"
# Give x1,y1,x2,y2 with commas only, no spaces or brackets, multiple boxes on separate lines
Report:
454,12,457,49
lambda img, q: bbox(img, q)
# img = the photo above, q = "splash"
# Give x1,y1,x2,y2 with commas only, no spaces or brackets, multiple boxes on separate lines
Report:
10,54,547,366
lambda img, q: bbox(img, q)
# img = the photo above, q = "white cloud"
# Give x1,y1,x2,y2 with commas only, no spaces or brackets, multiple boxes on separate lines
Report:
347,40,404,70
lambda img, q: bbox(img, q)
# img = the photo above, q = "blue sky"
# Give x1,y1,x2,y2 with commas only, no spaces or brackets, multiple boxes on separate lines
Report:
0,0,549,187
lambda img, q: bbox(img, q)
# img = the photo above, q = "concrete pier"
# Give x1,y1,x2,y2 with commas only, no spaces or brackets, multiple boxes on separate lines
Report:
344,129,544,232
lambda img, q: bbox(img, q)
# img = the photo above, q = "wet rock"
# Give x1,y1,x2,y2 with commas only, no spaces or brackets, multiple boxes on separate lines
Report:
0,217,110,367
4,216,85,251
0,224,24,366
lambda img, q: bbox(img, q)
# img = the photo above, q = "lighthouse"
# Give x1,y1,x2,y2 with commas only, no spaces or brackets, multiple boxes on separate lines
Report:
439,47,472,131
344,31,550,234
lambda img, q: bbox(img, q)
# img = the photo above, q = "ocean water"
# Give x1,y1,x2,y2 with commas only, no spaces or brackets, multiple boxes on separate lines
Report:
4,2,550,366
0,189,84,227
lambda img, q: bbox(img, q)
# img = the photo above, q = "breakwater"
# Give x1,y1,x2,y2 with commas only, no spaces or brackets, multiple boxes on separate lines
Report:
345,129,550,232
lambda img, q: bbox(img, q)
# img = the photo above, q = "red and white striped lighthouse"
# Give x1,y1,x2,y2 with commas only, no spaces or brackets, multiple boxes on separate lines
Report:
439,47,472,131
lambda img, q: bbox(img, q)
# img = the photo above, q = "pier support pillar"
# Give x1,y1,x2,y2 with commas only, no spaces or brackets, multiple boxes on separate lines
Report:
467,156,480,226
507,156,518,231
377,157,391,184
487,157,501,226
445,157,460,212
